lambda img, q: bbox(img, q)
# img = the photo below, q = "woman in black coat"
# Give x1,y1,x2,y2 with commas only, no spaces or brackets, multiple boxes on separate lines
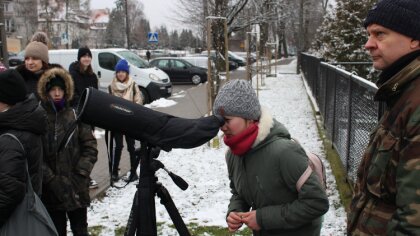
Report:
69,47,99,188
69,47,98,107
15,39,62,97
0,70,47,227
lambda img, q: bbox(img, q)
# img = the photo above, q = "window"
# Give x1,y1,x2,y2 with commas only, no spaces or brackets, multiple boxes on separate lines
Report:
98,53,119,71
172,60,187,68
157,60,170,67
117,51,149,68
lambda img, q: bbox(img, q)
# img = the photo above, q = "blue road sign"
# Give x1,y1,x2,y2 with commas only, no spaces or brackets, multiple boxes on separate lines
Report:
148,32,158,43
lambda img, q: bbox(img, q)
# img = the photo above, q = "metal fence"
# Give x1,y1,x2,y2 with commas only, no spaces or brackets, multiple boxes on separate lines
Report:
300,53,383,183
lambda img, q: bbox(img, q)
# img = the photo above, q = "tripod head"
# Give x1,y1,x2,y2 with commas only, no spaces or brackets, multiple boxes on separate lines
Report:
137,143,188,191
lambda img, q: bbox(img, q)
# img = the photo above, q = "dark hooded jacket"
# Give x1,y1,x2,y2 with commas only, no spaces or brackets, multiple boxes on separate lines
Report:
68,61,98,107
226,108,329,236
0,94,47,227
37,67,98,211
15,63,63,97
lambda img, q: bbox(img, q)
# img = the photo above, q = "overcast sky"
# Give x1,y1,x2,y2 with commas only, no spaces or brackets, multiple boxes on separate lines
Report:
90,0,178,31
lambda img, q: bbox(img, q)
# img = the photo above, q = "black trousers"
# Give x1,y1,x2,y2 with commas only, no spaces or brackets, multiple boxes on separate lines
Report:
47,207,88,236
113,132,136,174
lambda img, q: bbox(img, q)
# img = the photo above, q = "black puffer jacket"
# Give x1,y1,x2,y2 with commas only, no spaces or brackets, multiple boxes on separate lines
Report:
0,94,47,227
69,61,98,107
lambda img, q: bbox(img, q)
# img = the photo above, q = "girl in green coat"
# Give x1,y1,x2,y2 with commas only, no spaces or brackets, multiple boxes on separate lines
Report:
213,79,329,236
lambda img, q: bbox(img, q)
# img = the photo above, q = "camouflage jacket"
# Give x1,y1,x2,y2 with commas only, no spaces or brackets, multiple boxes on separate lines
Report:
348,55,420,235
37,67,98,211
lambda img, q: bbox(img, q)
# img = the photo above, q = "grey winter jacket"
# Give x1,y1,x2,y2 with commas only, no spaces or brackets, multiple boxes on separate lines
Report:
226,109,329,236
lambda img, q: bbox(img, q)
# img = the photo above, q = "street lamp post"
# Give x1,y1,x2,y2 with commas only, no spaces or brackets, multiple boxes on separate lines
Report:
65,0,69,49
125,0,130,49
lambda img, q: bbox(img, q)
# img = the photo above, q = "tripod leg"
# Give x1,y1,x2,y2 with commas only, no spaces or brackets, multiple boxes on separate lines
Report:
124,191,138,236
156,184,191,236
138,176,157,236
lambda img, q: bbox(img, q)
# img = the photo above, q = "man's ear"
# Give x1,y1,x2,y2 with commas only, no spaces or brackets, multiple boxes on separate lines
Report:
411,39,420,49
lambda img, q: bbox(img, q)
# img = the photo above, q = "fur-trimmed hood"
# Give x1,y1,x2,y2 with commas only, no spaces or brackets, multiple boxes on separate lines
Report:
37,67,74,102
252,106,290,148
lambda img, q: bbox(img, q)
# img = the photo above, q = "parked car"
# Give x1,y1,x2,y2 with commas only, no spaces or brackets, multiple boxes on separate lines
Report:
8,50,25,68
49,48,172,103
150,57,207,85
228,51,246,67
232,51,257,64
201,50,246,67
193,53,238,71
181,56,213,70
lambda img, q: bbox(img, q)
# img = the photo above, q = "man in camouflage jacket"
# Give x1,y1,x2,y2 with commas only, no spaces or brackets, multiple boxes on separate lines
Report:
348,0,420,235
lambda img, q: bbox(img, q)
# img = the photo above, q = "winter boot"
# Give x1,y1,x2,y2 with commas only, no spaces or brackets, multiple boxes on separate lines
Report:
124,153,139,182
111,150,122,182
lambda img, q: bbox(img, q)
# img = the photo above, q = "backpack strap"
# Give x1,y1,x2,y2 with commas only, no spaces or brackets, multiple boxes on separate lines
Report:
296,164,313,191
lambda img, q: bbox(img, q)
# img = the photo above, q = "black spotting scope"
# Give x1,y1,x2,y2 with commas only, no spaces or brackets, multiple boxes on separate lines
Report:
77,88,224,151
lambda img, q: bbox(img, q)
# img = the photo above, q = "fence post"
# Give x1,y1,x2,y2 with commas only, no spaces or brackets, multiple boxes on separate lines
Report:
331,67,338,148
313,57,318,98
323,65,328,130
345,75,354,174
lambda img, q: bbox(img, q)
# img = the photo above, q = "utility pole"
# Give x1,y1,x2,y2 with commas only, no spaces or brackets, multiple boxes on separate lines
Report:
125,0,130,49
297,0,304,74
65,0,69,49
0,0,8,67
202,0,208,50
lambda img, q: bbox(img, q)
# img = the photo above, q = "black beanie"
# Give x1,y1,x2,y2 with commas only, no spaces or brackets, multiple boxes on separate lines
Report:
78,47,92,61
0,69,28,105
46,76,66,92
364,0,420,40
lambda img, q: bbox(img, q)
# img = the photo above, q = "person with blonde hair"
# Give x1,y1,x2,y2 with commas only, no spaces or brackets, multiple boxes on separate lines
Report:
108,59,143,182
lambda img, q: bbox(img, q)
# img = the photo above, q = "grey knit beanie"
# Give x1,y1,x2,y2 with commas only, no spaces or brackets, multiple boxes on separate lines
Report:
364,0,420,40
213,79,261,120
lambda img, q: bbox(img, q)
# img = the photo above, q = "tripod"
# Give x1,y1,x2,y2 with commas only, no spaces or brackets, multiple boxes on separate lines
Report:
124,143,191,236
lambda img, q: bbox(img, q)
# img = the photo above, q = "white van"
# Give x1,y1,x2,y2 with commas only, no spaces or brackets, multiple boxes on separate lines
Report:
48,48,172,103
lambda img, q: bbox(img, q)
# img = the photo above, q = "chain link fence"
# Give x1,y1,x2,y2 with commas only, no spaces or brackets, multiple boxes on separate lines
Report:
301,53,383,183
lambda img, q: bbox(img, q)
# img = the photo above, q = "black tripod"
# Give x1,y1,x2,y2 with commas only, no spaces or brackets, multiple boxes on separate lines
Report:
124,143,191,236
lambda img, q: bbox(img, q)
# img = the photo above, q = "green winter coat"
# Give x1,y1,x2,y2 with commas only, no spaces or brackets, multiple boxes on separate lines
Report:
226,108,329,236
348,54,420,235
37,67,98,211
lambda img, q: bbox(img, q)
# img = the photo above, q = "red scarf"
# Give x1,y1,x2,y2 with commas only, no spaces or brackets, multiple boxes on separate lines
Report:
224,123,259,156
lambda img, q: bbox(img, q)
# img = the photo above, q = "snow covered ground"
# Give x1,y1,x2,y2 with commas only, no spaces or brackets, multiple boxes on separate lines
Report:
86,60,347,235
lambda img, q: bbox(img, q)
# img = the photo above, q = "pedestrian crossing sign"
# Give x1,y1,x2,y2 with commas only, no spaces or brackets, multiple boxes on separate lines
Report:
148,32,158,43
